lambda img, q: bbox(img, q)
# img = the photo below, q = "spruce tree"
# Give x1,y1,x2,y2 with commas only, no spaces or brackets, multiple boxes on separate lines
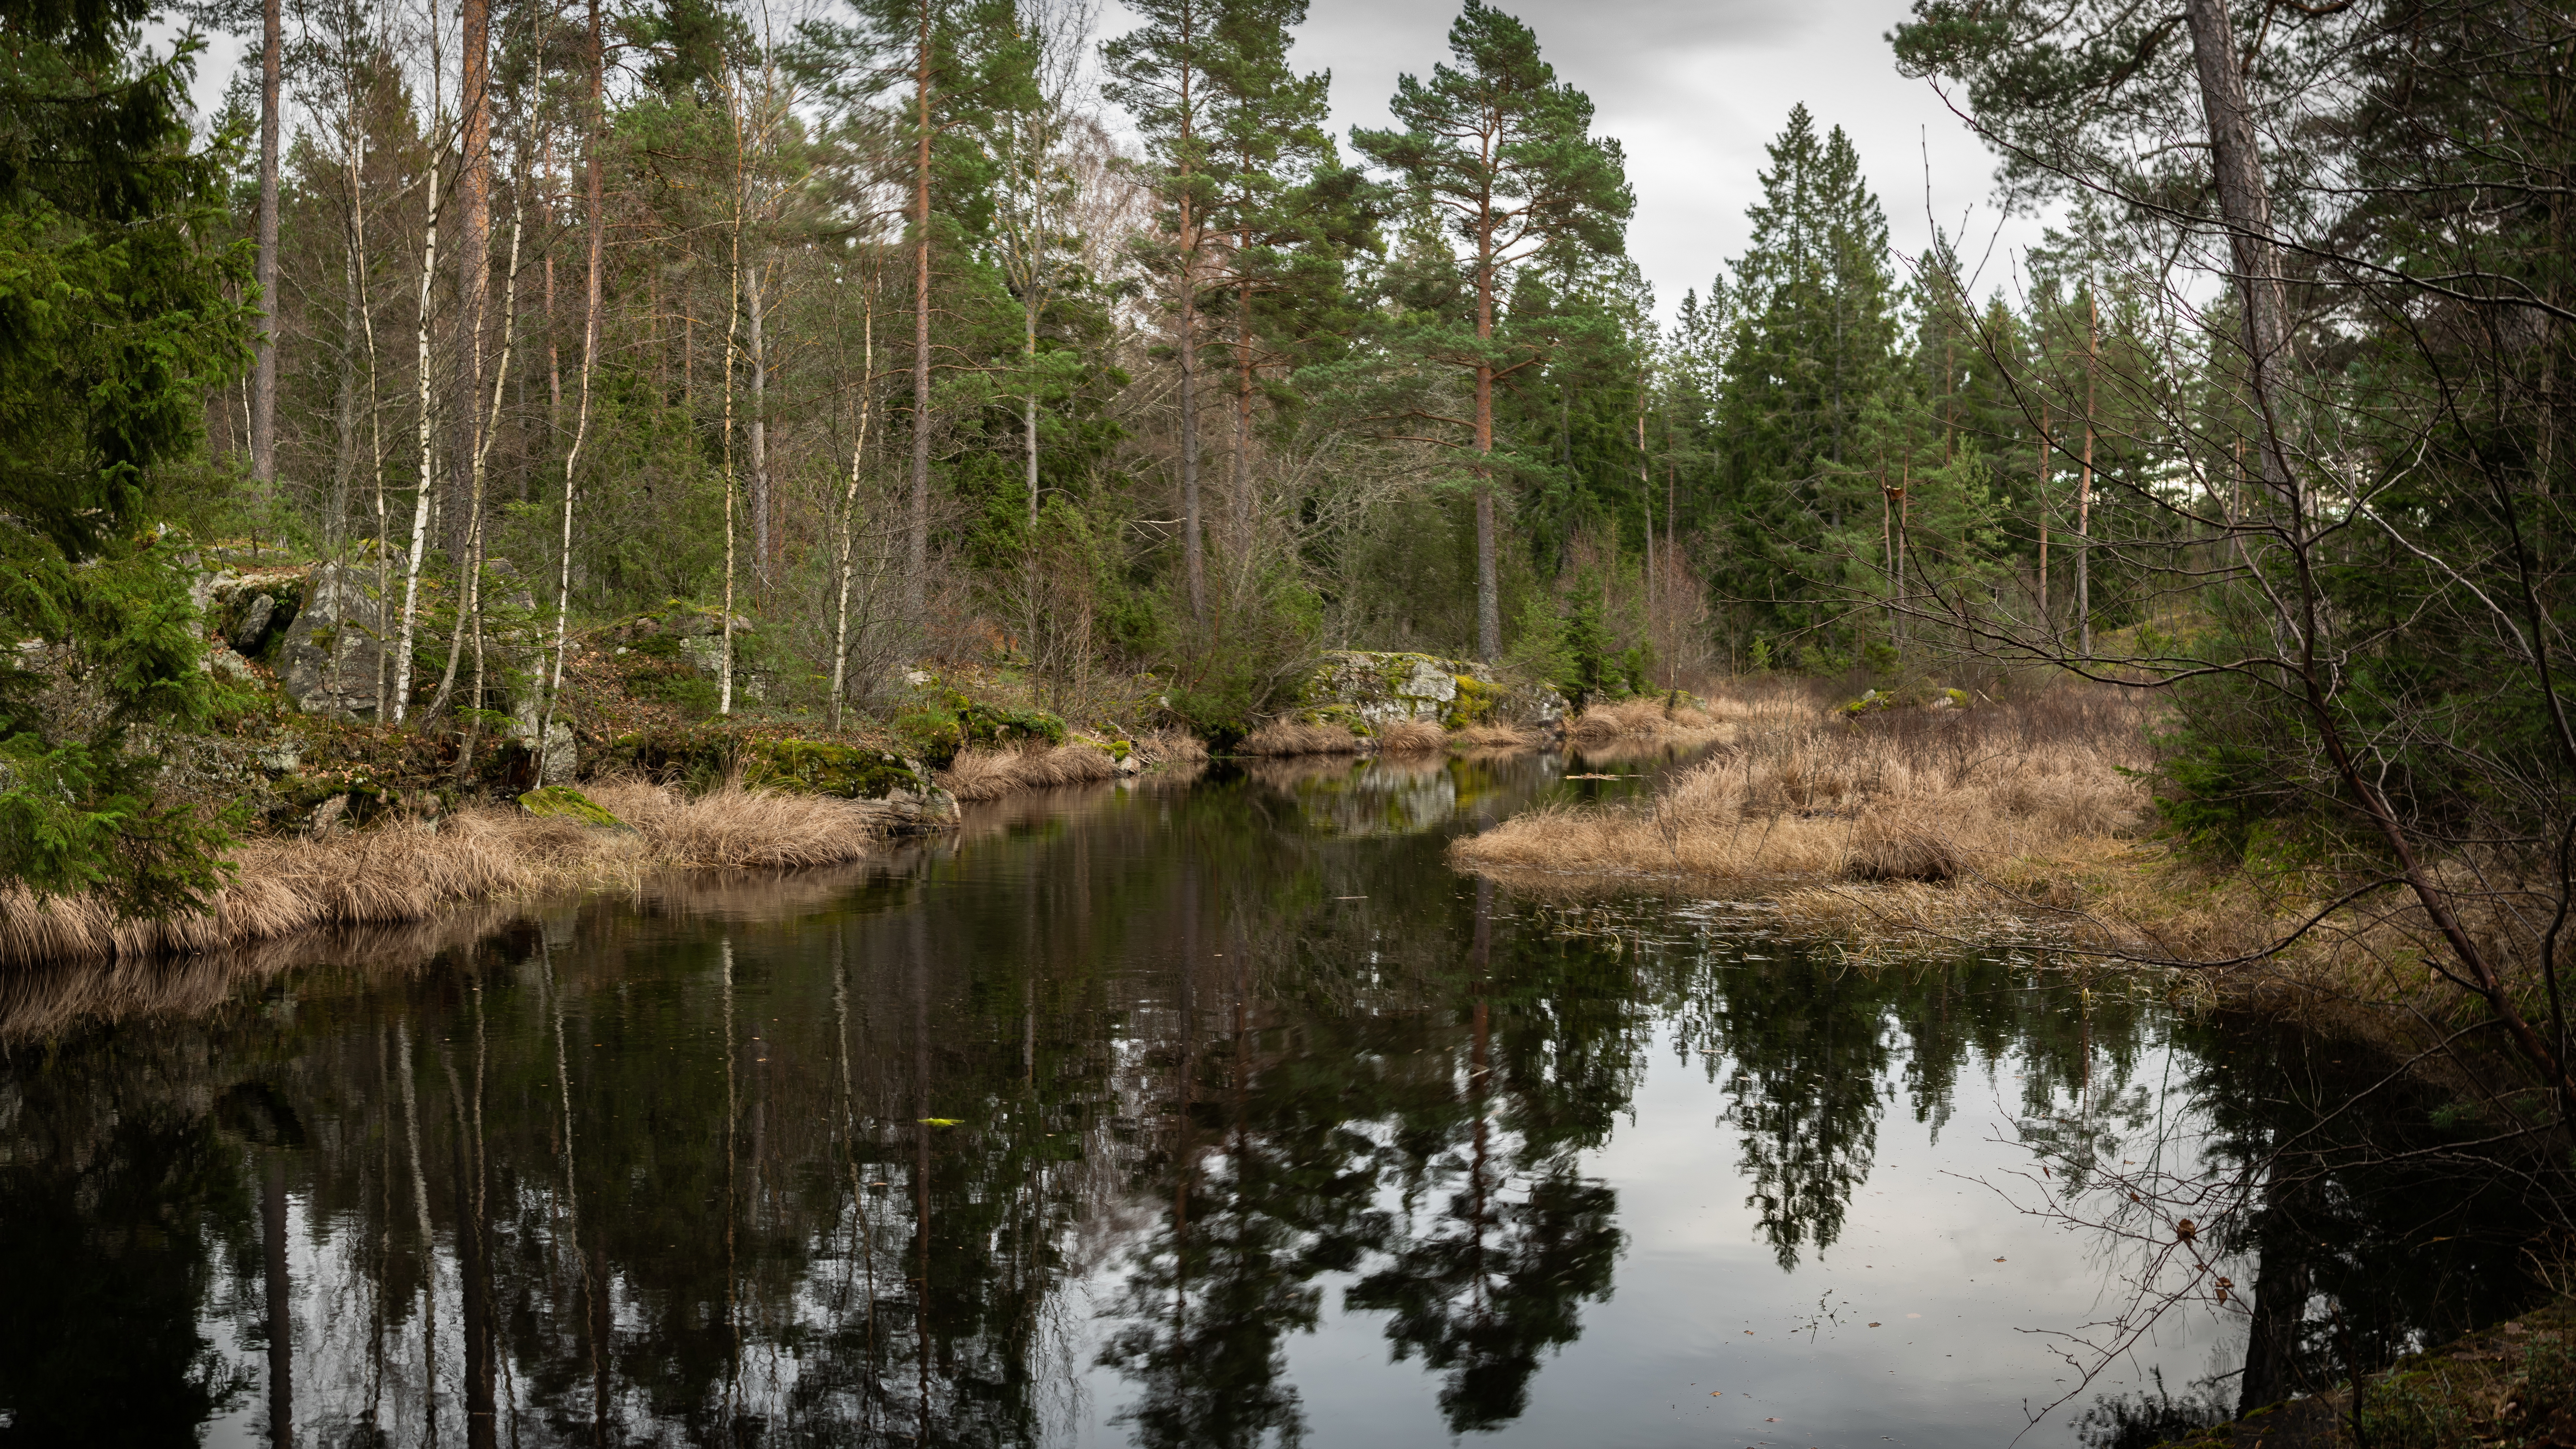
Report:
1715,106,1901,644
1351,0,1630,663
0,0,255,910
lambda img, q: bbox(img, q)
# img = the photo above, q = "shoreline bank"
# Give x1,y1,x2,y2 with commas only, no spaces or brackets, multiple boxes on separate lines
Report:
0,748,1206,970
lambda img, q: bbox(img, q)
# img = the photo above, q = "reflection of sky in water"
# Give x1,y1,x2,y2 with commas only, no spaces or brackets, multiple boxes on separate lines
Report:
1059,921,2237,1448
9,758,2543,1449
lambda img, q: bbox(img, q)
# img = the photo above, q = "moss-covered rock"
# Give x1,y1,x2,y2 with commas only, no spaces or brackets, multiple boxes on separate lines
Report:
518,785,632,830
742,740,934,800
891,683,1066,766
1445,674,1501,729
1298,650,1566,729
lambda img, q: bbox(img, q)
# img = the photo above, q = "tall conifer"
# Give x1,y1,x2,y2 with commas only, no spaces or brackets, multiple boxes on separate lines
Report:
1352,0,1630,662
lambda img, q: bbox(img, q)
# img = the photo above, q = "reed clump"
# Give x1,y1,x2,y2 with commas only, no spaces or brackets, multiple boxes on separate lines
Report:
936,743,1125,802
1566,696,1730,749
1452,686,2158,942
1450,721,1540,751
0,780,891,968
1376,719,1448,754
1238,720,1366,756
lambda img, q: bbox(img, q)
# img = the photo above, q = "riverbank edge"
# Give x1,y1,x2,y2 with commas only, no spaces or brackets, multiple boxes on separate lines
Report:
0,757,1201,970
2149,1293,2576,1447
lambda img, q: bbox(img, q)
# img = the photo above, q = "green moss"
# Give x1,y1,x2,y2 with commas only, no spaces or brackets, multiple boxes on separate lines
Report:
1445,675,1499,729
518,785,631,830
594,724,737,790
895,688,1066,766
742,740,929,799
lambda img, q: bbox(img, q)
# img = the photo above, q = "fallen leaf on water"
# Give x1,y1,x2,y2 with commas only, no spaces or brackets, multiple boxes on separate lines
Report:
919,1118,962,1127
1867,1322,1881,1327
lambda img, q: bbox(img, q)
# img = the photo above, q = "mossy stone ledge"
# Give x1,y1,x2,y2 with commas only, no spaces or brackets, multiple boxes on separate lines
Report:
518,786,633,831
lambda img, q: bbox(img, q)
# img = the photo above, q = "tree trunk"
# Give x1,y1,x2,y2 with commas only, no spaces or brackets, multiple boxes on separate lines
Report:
1180,248,1202,626
429,198,522,732
393,156,442,725
2178,0,2298,513
906,0,933,626
254,0,280,487
356,121,389,722
1176,19,1203,628
452,0,492,555
263,1152,291,1449
330,212,360,556
747,264,770,585
539,0,604,775
1473,222,1499,663
721,89,744,717
1232,271,1254,597
2036,405,2050,634
2078,292,2095,658
832,284,876,730
1026,287,1041,538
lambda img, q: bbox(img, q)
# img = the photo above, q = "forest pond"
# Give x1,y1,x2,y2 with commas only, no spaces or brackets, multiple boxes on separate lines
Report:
0,752,2556,1447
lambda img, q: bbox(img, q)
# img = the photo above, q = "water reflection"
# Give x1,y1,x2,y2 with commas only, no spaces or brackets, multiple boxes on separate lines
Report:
0,757,2558,1447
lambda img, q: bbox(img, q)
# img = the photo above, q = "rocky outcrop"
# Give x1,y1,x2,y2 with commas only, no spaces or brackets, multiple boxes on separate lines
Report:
1294,650,1568,730
607,605,768,703
274,562,385,719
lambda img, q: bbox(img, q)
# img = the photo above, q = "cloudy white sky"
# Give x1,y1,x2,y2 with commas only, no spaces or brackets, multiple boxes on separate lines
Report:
182,0,2049,325
1097,0,2053,322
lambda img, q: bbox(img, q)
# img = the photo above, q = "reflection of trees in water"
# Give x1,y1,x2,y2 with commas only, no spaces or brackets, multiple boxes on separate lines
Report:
2,773,2565,1444
0,1049,252,1442
1342,882,1632,1433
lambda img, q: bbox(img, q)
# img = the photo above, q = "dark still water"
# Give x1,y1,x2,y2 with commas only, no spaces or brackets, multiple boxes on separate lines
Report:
0,752,2558,1448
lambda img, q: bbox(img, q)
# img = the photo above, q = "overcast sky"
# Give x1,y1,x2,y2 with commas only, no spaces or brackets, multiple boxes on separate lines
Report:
181,0,2049,326
1097,0,2054,323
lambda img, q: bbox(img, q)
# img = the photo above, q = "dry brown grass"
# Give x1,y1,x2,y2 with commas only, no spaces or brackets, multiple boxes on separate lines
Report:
1453,686,2158,943
1377,719,1448,753
0,780,891,968
936,743,1124,802
1450,722,1540,751
1131,729,1209,768
1566,696,1732,749
1238,720,1365,756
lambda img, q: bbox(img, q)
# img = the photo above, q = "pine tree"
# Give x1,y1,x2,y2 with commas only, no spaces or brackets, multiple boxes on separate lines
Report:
1351,0,1630,663
1104,0,1222,626
1201,0,1372,618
